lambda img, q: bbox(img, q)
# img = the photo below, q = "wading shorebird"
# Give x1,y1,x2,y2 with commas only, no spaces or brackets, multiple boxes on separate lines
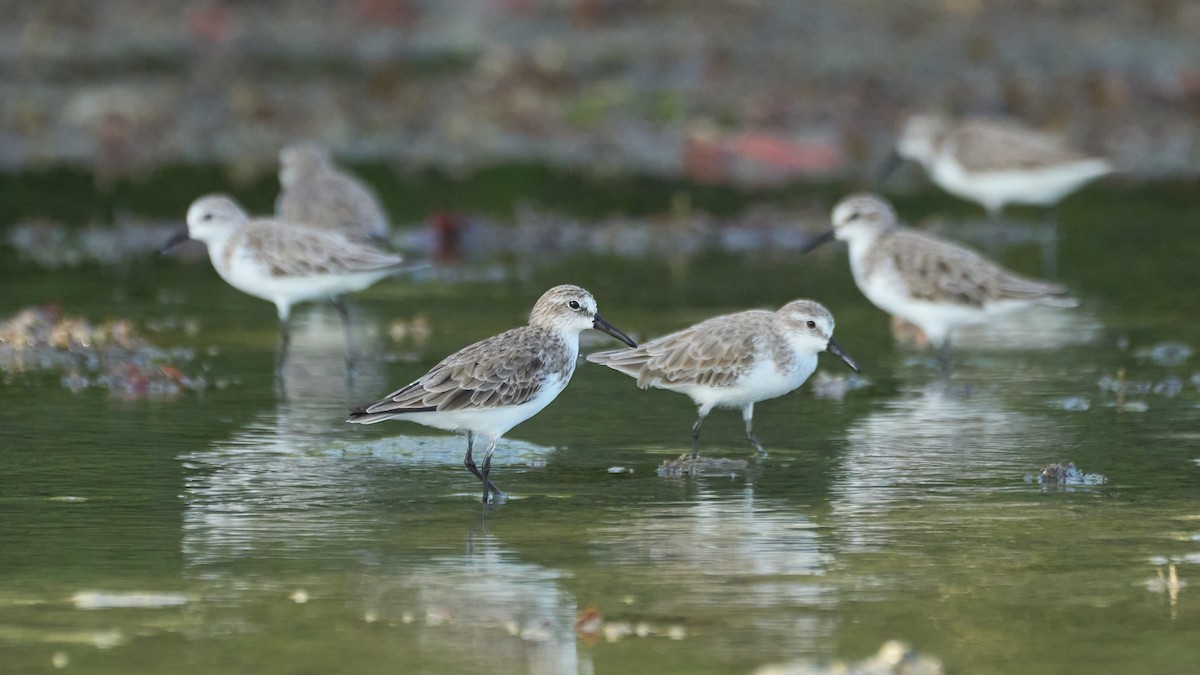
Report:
884,114,1111,217
588,300,859,458
163,194,413,371
348,285,637,504
277,143,390,242
803,193,1077,366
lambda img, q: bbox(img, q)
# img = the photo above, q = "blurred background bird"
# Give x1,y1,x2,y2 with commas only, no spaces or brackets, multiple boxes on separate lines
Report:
276,142,391,243
884,114,1112,217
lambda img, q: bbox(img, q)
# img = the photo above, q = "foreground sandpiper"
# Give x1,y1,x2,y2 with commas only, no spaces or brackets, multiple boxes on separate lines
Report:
587,300,859,458
804,193,1077,363
276,143,390,242
348,285,636,504
163,194,412,368
886,114,1111,216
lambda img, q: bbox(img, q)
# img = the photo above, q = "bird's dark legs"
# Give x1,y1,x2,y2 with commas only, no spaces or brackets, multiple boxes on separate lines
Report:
479,438,505,504
1041,210,1060,276
690,406,712,460
742,404,766,456
463,432,484,482
464,433,505,504
331,296,355,375
480,452,493,504
937,337,953,376
275,314,292,392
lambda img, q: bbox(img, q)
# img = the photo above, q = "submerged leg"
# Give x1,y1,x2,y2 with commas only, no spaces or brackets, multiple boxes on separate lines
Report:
1041,212,1060,276
275,310,292,388
463,431,484,482
690,405,713,460
479,437,506,504
742,403,766,456
331,296,355,374
937,336,953,376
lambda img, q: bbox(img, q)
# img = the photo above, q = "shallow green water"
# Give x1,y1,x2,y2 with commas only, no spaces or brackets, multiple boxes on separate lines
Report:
2,179,1200,674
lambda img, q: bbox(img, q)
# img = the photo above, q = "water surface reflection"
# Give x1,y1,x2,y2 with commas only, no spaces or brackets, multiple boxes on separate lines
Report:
831,384,1059,552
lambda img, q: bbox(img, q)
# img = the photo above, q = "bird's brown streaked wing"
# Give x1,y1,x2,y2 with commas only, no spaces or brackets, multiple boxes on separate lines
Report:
589,313,767,389
240,221,403,278
875,230,999,307
879,229,1073,307
279,173,388,238
992,269,1077,305
952,120,1094,172
359,327,569,415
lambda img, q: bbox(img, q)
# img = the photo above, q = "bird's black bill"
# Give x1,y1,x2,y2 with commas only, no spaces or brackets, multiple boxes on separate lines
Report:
825,337,861,373
876,149,905,183
593,313,637,348
800,229,836,254
160,229,191,254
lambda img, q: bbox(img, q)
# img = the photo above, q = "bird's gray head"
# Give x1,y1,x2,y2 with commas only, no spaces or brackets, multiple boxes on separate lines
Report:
801,193,899,254
184,194,250,243
896,114,948,165
530,285,637,347
777,299,861,373
279,143,333,187
830,193,899,242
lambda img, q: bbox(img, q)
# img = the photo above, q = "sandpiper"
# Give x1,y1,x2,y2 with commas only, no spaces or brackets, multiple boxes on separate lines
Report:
348,285,636,504
276,143,390,241
886,114,1111,216
587,300,859,458
162,194,411,367
803,193,1077,363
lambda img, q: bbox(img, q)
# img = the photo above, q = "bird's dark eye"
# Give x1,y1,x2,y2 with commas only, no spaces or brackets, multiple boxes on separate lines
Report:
568,300,581,310
848,211,860,221
806,320,817,329
202,213,213,221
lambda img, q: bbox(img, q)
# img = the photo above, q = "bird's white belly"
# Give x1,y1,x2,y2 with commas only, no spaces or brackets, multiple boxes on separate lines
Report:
217,256,387,307
676,356,816,409
932,155,1110,209
856,266,984,345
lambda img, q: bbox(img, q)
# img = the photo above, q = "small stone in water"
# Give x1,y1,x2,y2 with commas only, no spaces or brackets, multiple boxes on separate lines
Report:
1057,397,1091,412
607,466,633,474
1153,377,1183,397
1097,374,1152,395
809,370,871,401
658,455,749,477
604,621,632,643
574,607,603,638
52,652,69,669
754,639,942,675
1140,341,1192,366
1121,400,1149,412
289,589,309,604
1036,462,1107,486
